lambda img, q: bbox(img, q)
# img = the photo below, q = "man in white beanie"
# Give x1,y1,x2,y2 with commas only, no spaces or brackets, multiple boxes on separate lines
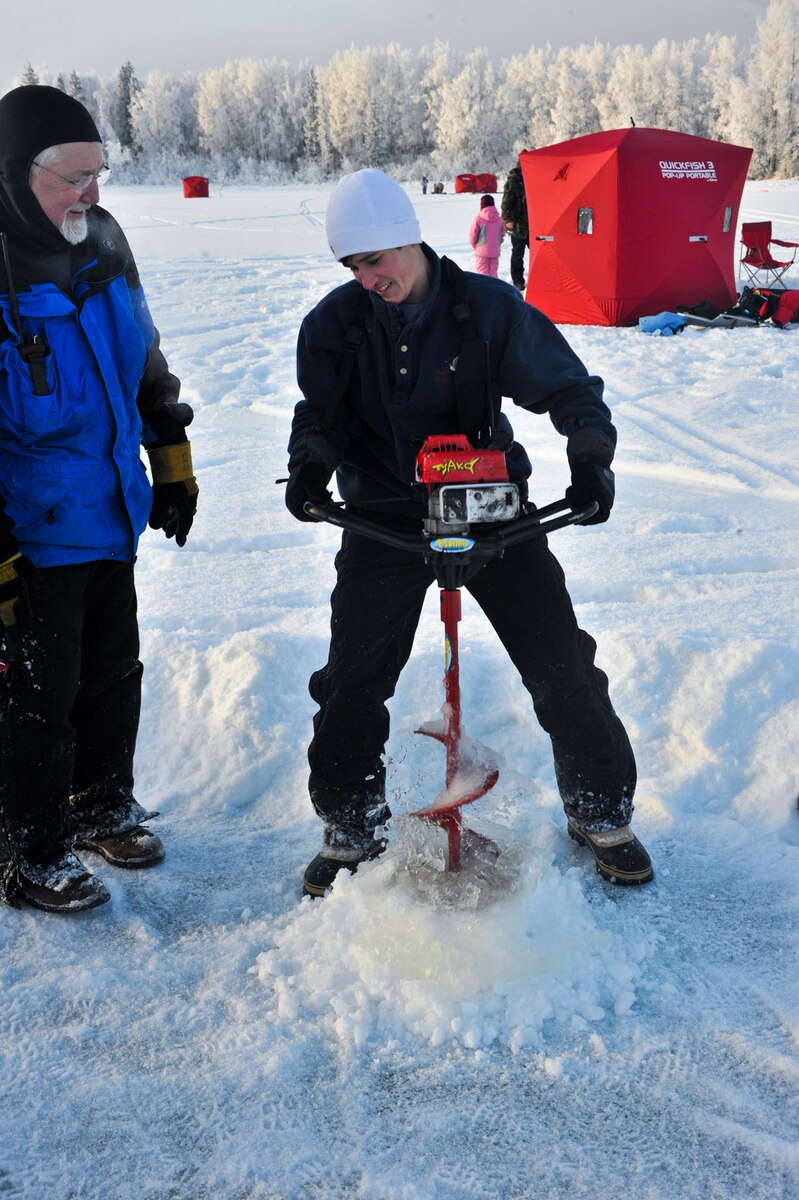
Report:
286,168,652,897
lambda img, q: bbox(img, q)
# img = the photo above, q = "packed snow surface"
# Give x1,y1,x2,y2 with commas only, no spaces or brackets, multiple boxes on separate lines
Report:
2,180,798,1199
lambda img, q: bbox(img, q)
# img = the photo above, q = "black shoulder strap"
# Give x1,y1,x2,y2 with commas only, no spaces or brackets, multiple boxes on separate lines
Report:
317,260,499,446
316,287,371,434
1,232,50,396
440,256,498,447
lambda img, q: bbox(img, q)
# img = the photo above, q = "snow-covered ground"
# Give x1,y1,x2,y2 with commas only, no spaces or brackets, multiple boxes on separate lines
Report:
2,178,799,1200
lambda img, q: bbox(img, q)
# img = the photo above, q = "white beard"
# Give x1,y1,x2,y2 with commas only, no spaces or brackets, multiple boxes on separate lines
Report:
60,211,89,245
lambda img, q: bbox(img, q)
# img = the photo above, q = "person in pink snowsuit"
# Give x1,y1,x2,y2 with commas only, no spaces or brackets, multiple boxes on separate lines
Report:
468,194,505,277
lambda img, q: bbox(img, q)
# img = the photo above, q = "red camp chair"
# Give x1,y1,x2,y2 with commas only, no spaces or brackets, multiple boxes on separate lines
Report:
739,220,799,287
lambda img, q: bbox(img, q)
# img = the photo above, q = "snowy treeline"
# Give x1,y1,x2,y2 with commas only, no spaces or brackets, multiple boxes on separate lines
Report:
12,0,799,181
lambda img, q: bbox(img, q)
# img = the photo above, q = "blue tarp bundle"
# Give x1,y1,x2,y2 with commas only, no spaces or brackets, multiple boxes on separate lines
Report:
638,312,687,336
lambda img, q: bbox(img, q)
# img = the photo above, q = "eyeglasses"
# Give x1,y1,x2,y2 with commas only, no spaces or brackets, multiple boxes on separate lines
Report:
31,161,111,192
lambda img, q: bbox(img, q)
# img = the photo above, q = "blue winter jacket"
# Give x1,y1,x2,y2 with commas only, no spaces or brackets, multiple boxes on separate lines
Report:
0,207,181,566
291,245,614,517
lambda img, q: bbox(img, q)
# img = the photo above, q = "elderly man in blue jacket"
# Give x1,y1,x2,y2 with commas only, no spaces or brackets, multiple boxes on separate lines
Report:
286,169,653,898
0,86,198,913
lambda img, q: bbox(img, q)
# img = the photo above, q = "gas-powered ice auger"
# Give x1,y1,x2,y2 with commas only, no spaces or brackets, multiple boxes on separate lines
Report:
305,434,596,872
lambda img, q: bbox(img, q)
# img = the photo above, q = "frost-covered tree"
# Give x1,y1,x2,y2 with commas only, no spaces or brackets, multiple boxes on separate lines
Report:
67,70,86,104
302,67,333,174
131,71,200,164
363,93,382,167
549,43,610,142
596,38,740,137
698,35,745,144
433,49,504,169
420,41,462,155
318,45,375,167
196,62,244,162
20,63,38,86
743,0,799,176
302,68,321,162
77,73,111,141
258,59,305,167
196,58,304,173
495,46,556,156
6,24,788,183
597,43,667,129
114,61,140,151
376,43,430,163
650,39,708,134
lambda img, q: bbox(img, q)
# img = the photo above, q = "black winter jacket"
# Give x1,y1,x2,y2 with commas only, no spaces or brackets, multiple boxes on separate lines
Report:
291,246,613,517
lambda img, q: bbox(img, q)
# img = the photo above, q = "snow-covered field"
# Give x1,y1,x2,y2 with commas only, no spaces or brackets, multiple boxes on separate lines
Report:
2,178,799,1199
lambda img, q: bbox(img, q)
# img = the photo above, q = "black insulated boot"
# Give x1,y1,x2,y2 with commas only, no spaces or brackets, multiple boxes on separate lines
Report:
303,838,387,898
15,851,110,913
567,820,653,885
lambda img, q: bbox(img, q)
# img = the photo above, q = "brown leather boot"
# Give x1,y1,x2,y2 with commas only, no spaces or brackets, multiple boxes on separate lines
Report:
567,820,653,885
15,851,110,913
76,825,165,868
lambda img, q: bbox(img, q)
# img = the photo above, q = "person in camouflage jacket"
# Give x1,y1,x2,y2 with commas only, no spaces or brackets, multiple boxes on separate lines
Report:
501,163,529,291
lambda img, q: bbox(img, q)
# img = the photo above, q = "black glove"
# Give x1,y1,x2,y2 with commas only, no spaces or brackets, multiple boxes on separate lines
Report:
285,432,338,523
565,427,616,526
285,462,335,522
565,461,615,525
146,442,199,547
149,481,198,545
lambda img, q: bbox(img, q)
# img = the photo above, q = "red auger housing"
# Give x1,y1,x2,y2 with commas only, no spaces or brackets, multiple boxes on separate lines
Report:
415,434,510,488
415,435,520,533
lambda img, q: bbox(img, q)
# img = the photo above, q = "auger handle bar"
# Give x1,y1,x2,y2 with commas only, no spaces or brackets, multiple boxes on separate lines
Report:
302,497,598,555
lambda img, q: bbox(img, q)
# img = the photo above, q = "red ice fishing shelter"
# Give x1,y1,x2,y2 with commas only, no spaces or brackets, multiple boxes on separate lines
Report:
456,172,498,193
519,128,752,325
182,175,209,198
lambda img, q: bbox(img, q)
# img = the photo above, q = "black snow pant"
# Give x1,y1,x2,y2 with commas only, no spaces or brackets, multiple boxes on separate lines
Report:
308,528,636,845
510,235,528,289
0,560,147,881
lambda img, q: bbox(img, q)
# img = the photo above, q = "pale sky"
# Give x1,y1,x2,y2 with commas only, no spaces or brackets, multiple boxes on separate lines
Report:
1,0,769,90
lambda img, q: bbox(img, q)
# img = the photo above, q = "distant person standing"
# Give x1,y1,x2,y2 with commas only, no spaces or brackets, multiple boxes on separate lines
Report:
468,194,505,277
421,175,428,195
501,163,529,292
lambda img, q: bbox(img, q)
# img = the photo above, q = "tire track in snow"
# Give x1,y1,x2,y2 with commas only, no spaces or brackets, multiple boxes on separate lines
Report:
739,208,799,231
619,399,799,500
300,198,325,229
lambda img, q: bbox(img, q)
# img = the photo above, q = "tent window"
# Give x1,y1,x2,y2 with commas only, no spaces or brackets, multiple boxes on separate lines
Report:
723,206,733,233
578,207,593,235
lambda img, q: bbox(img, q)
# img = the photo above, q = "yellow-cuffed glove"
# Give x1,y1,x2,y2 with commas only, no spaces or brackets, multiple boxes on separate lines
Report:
146,442,199,547
0,494,33,627
0,551,34,628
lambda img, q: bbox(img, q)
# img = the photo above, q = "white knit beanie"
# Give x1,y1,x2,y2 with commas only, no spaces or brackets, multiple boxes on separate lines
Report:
325,169,422,260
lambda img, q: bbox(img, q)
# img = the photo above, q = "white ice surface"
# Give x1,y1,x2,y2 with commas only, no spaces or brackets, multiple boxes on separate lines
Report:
1,179,798,1199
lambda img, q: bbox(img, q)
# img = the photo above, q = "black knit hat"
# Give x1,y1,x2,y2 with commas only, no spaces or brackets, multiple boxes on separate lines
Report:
0,85,102,252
